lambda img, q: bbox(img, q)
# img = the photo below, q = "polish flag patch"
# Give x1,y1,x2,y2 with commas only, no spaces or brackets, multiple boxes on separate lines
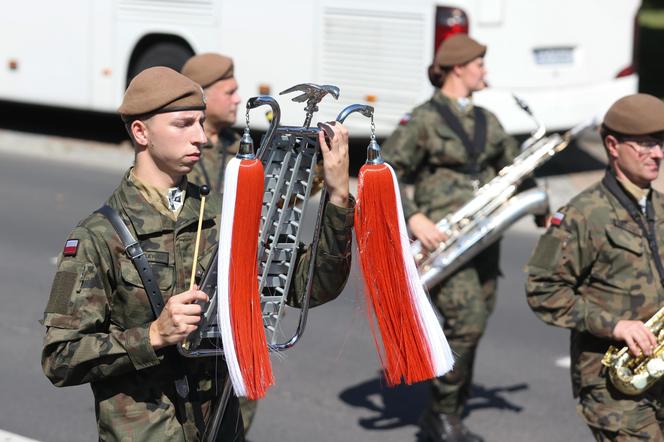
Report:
398,113,412,126
63,239,79,257
550,212,565,227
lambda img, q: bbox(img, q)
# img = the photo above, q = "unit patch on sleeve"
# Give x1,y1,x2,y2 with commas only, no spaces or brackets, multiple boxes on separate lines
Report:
63,239,79,257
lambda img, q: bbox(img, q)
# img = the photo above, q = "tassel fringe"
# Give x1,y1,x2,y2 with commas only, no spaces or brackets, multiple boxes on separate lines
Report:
218,157,274,399
354,163,454,386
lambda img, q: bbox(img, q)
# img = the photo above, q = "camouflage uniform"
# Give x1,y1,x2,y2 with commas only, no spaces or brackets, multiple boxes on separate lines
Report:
526,170,664,440
188,128,240,193
41,170,354,441
381,90,520,415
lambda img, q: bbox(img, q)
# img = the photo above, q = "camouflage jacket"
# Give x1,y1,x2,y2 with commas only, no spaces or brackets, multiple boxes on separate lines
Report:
41,170,354,441
381,90,519,221
188,128,240,193
525,171,664,395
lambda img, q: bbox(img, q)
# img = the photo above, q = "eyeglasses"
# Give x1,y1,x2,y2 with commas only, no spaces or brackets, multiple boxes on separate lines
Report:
619,139,664,155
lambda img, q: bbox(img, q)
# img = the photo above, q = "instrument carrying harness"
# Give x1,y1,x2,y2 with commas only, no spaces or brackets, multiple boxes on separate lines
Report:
602,170,664,287
430,100,487,177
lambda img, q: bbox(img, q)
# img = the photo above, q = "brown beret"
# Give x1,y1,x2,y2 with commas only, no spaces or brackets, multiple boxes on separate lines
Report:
118,66,206,121
181,53,234,89
434,34,487,68
603,93,664,135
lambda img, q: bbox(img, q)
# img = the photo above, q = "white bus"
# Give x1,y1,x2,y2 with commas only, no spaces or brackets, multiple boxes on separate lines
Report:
0,0,639,136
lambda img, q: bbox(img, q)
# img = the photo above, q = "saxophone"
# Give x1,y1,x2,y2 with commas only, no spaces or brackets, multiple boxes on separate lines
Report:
601,307,664,395
412,98,593,290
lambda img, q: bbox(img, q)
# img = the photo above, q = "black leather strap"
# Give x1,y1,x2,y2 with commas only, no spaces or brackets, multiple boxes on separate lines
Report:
602,170,664,287
430,100,487,176
95,205,165,317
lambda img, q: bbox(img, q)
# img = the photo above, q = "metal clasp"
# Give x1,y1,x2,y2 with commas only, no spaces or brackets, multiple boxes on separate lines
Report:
124,241,144,260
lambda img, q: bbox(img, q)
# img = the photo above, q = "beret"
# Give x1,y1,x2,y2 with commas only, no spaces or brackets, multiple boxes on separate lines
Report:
181,53,234,89
603,93,664,135
434,34,487,68
118,66,205,121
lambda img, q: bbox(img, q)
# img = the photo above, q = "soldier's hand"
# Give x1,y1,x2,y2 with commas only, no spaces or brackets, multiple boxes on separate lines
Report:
149,286,209,350
318,121,350,207
408,213,448,251
612,320,658,357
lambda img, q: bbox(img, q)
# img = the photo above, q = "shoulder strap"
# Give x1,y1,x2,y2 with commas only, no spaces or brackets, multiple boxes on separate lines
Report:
430,100,487,175
95,205,165,318
602,171,664,287
473,106,487,161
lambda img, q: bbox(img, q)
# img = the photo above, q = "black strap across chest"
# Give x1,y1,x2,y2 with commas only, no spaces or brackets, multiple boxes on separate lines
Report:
602,171,664,287
430,99,487,175
95,205,165,318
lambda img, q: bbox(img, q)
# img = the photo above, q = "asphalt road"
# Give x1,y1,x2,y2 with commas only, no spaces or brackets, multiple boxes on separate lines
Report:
0,114,598,441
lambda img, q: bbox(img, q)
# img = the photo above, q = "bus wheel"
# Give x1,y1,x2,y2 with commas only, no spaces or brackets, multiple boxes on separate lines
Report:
127,42,193,84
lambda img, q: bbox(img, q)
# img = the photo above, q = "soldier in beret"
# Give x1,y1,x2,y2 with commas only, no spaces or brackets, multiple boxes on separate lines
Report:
381,34,543,442
41,66,355,441
181,53,240,193
526,93,664,440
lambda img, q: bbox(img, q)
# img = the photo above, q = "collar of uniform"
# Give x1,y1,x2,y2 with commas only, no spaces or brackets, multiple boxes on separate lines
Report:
616,175,651,202
130,169,187,221
432,90,474,116
117,170,177,235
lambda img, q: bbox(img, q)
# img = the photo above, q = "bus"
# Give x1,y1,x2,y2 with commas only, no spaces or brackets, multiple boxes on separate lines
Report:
0,0,640,136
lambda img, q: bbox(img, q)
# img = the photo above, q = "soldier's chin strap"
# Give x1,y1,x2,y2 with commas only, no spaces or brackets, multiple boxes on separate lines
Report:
602,170,664,287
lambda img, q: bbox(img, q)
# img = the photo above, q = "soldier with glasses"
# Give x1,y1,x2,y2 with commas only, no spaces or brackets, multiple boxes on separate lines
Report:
526,93,664,441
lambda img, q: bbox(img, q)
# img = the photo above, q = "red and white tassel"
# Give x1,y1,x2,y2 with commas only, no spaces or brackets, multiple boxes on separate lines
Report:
355,159,454,386
217,150,273,399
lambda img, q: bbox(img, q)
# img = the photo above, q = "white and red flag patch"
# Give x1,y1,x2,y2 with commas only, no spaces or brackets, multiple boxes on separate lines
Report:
398,113,412,126
63,239,79,256
550,212,565,227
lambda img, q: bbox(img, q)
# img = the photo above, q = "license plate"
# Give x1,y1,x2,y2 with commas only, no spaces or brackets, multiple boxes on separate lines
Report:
533,47,574,65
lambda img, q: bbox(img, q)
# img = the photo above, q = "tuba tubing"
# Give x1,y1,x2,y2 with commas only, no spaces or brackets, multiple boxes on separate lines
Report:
419,188,549,289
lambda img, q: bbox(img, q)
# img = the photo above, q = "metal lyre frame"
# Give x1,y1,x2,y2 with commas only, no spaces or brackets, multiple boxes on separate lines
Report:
179,86,376,360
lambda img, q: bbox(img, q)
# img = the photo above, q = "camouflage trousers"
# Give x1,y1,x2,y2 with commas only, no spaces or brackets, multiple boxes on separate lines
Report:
239,398,258,434
428,243,500,416
578,381,664,441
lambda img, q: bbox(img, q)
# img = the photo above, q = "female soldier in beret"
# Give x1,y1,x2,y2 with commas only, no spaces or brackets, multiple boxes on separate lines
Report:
381,34,540,442
41,66,355,441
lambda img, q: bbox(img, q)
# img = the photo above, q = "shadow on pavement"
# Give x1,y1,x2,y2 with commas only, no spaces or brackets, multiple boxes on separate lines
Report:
339,374,428,430
464,382,528,416
339,374,527,431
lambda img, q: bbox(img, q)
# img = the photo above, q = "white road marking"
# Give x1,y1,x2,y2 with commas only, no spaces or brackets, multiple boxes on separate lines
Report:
0,429,40,442
50,256,58,265
555,355,571,368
